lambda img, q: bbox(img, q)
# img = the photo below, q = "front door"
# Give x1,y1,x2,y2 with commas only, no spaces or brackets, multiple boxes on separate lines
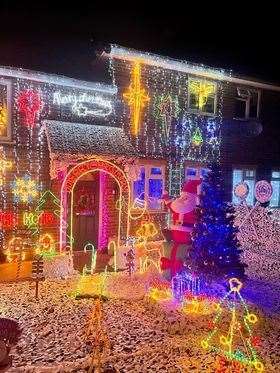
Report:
73,175,99,250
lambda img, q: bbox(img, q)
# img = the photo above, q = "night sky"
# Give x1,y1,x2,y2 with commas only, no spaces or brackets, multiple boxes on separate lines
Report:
0,7,279,85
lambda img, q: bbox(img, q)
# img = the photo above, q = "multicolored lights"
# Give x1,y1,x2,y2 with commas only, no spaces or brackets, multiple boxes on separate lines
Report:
191,127,204,147
123,62,150,136
171,271,202,301
153,94,180,142
0,210,57,230
11,175,39,203
201,278,264,372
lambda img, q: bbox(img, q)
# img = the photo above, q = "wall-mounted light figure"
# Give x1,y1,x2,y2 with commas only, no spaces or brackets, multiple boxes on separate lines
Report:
123,62,150,136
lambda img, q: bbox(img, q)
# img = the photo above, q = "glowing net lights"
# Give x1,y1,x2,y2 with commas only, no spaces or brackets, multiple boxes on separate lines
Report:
123,62,150,136
201,278,264,372
11,174,39,203
17,89,42,127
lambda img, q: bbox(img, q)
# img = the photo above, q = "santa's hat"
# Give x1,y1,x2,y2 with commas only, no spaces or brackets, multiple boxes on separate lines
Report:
182,179,201,195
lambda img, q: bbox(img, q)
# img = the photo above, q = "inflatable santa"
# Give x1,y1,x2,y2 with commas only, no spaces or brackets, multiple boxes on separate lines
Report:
160,179,201,278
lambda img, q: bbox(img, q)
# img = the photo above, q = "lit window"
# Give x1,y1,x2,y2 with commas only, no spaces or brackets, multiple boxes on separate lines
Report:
185,165,209,180
188,79,217,114
269,170,280,207
185,165,208,205
234,88,260,120
232,168,256,205
132,164,165,210
0,80,12,142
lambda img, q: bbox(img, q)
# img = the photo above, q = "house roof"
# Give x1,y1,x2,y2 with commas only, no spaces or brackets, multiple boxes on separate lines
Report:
0,65,116,93
106,45,280,92
43,120,136,158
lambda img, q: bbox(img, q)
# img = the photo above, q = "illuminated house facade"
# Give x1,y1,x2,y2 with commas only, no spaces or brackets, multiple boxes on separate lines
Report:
0,46,280,257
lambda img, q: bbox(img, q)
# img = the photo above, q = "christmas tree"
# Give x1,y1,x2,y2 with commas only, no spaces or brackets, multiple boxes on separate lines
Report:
191,163,245,279
201,278,264,372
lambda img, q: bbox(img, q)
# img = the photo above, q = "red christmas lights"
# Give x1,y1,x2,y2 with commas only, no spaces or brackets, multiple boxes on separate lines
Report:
0,212,18,229
65,159,129,192
0,210,57,229
18,89,42,127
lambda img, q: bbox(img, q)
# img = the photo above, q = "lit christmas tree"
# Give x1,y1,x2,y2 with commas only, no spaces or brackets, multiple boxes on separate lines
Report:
191,163,245,280
201,278,264,372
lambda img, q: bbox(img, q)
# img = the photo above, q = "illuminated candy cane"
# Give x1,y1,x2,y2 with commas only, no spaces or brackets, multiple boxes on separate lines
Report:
83,242,96,275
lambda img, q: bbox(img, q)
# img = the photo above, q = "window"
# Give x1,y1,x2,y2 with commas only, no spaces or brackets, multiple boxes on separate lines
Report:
269,171,280,207
188,78,217,114
234,87,260,120
185,165,208,204
185,166,209,181
132,164,165,210
232,168,256,205
0,80,12,142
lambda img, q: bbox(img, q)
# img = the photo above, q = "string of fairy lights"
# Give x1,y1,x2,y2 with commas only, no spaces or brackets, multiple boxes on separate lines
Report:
108,48,224,197
0,69,116,249
1,48,226,248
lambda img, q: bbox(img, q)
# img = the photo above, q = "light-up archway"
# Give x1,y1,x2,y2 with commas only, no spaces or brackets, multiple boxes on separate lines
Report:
59,159,131,252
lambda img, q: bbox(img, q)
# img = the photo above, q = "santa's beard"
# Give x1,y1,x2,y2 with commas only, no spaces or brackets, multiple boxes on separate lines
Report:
171,193,196,214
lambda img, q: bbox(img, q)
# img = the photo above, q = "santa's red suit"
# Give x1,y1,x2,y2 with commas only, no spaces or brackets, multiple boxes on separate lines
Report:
161,179,201,277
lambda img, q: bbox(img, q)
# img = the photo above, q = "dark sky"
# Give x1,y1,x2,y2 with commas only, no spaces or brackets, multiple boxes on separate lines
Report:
0,7,279,85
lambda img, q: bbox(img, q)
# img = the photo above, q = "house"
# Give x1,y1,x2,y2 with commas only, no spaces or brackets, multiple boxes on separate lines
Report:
0,45,280,259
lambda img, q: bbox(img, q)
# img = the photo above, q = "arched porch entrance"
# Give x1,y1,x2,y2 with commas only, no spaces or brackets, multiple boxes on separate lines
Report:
59,159,131,252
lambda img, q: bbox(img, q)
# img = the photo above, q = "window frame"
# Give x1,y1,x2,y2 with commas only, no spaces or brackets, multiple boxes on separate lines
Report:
188,77,217,116
234,87,261,120
184,162,208,204
232,166,256,205
269,170,280,208
131,161,166,212
184,162,208,181
0,79,12,143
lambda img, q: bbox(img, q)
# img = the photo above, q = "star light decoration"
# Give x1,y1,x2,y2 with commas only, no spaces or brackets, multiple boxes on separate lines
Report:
154,94,180,141
189,80,216,110
11,174,39,204
123,61,150,136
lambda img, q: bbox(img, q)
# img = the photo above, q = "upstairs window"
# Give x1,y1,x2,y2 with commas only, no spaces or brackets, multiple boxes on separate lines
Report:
232,168,256,205
132,164,165,211
269,171,280,207
234,87,260,120
0,80,12,142
185,165,209,181
188,79,217,114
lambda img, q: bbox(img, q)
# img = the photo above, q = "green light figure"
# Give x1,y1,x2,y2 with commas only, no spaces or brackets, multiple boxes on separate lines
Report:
191,127,203,147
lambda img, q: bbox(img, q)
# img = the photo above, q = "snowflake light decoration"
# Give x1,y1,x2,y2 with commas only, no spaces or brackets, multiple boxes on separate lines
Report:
12,174,39,203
